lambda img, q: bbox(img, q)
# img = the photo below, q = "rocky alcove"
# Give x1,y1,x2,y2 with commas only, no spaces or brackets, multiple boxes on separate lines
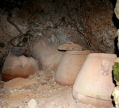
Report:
0,0,118,108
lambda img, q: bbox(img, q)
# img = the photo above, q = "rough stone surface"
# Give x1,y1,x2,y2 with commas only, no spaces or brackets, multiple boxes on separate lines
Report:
28,99,38,108
0,0,116,69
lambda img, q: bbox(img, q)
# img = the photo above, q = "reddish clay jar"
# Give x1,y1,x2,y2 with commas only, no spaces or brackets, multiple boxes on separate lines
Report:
55,50,92,86
58,42,82,51
2,54,39,81
73,53,117,108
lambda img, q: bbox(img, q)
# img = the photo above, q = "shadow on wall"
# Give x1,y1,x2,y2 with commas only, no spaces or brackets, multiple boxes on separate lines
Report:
112,0,119,56
114,37,119,57
0,0,25,10
109,0,116,7
112,14,119,29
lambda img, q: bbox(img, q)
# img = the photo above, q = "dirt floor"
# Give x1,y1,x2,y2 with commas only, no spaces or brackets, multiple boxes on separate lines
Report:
0,70,112,108
0,0,117,107
0,70,76,108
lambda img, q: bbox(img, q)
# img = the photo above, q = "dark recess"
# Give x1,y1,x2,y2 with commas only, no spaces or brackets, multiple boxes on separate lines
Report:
109,0,116,7
112,14,119,29
0,0,25,10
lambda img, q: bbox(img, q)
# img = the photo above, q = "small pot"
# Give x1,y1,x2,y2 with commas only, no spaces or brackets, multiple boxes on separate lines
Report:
55,50,91,86
73,53,117,104
2,54,39,81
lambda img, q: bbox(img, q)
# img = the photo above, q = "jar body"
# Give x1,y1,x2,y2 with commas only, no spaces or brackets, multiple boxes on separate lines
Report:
73,53,117,101
2,55,38,81
55,50,91,86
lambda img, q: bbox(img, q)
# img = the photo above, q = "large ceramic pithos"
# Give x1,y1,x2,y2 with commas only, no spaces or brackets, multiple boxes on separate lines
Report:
55,50,91,86
73,53,117,107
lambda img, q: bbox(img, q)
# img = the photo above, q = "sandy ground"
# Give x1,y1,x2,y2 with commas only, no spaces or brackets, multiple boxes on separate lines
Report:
0,69,114,108
0,70,78,108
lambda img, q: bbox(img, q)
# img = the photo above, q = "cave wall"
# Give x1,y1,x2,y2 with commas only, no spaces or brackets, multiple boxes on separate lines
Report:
0,0,117,62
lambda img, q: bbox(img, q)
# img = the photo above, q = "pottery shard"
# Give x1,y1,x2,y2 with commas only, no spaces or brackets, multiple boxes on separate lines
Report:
32,40,62,71
2,54,39,81
58,42,82,51
4,78,37,89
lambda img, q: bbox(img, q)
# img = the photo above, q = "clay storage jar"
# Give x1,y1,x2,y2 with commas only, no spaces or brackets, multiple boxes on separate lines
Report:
55,50,92,86
73,53,117,108
32,40,62,71
2,48,39,81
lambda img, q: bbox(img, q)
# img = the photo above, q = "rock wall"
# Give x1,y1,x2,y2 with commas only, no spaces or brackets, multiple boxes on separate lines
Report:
0,0,117,69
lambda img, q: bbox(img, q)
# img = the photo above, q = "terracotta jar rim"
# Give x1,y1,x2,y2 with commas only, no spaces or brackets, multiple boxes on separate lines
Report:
74,93,113,107
66,50,91,55
88,53,117,59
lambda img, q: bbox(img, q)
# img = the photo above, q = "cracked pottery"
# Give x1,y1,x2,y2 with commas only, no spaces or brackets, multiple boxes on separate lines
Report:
73,53,117,108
